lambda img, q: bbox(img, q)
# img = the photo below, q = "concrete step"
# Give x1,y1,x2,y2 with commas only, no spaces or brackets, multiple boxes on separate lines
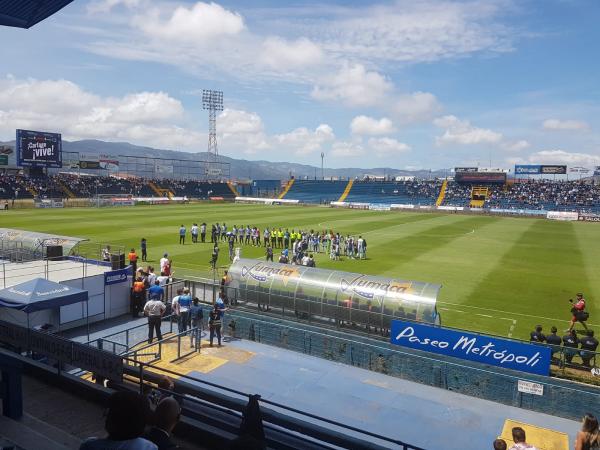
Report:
0,415,77,450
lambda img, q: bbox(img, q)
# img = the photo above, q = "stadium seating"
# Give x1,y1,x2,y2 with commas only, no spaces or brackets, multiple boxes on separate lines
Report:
1,173,598,211
344,180,441,205
282,180,349,203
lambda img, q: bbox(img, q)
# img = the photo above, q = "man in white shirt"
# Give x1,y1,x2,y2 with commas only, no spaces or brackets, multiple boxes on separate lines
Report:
191,223,199,243
146,267,156,286
156,273,169,287
159,253,169,273
144,297,166,344
357,236,365,259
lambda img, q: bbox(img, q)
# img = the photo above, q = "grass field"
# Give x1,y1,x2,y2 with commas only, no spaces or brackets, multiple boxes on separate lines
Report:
1,203,598,341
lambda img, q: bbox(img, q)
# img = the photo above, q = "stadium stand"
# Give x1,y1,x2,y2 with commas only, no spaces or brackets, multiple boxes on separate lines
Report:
281,179,348,203
486,180,600,213
0,174,236,200
344,179,442,205
1,173,599,211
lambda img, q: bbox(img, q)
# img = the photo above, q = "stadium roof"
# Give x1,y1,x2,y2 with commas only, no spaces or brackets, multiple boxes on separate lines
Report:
0,0,74,29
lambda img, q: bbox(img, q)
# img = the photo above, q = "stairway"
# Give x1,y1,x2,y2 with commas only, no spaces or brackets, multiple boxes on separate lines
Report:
227,181,239,197
148,181,163,196
25,185,37,197
337,179,354,202
55,179,76,199
436,180,448,206
278,178,295,199
470,186,489,208
148,181,173,198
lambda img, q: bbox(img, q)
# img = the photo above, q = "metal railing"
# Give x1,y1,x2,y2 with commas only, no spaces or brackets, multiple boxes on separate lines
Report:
122,327,201,365
87,314,178,355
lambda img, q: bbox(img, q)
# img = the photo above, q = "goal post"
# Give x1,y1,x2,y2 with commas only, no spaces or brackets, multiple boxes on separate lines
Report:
93,194,135,207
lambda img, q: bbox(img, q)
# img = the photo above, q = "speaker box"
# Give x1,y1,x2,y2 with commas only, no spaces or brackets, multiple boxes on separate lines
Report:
110,253,125,270
45,245,63,260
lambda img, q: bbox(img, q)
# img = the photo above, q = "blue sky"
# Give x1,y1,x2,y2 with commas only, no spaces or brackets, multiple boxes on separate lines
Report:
1,0,599,169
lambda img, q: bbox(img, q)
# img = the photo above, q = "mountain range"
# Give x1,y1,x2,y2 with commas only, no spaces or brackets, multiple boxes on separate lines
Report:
1,139,446,180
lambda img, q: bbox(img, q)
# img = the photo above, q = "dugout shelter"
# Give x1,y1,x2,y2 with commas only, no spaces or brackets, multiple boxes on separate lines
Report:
226,259,441,327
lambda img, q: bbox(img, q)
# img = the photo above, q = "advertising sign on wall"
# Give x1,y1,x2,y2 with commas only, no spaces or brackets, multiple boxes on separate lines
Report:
390,320,551,376
515,165,542,175
540,165,567,174
104,266,132,285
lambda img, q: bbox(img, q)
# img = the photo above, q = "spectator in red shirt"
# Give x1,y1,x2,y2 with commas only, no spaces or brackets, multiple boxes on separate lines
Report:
568,293,589,332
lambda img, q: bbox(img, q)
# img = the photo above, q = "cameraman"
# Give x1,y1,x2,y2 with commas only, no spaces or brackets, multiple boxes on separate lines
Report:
567,293,589,332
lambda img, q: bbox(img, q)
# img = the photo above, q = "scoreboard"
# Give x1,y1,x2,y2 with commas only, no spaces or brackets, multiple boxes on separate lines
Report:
455,171,506,184
16,129,62,168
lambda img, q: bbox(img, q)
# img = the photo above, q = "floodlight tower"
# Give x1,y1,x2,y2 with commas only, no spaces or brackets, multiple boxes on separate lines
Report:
202,89,223,178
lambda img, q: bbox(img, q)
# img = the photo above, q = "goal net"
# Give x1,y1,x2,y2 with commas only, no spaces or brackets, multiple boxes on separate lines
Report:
93,194,135,207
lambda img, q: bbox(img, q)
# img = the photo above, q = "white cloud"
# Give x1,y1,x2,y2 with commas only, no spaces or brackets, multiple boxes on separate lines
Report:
350,116,395,135
433,115,503,146
502,139,530,152
331,141,365,157
87,0,142,14
392,92,441,124
274,124,334,156
0,76,196,149
133,2,245,44
311,63,393,107
542,119,590,131
528,150,599,167
218,109,270,154
317,1,514,64
260,37,324,71
367,137,411,156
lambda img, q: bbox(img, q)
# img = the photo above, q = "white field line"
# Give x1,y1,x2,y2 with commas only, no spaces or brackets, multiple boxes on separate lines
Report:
440,307,514,322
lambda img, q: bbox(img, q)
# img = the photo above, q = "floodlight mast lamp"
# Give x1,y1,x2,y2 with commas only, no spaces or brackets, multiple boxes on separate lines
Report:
202,89,223,178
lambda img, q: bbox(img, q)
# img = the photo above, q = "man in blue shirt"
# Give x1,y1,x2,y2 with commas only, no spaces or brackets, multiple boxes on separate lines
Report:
179,225,186,245
148,280,164,302
176,288,192,333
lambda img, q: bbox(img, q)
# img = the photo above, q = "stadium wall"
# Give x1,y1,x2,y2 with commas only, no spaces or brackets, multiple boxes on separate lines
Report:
222,310,598,421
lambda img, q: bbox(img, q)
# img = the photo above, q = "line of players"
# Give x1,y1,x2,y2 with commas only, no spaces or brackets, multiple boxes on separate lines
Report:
179,223,368,259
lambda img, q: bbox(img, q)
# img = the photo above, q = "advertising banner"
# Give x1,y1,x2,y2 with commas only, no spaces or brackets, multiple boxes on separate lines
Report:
540,165,567,174
547,211,579,221
578,214,600,222
569,166,590,174
99,154,119,171
104,266,133,285
16,129,62,168
79,153,100,169
390,320,551,376
454,167,478,173
515,165,541,175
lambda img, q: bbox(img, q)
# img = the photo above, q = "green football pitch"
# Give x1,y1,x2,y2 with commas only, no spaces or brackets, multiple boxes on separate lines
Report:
1,203,598,341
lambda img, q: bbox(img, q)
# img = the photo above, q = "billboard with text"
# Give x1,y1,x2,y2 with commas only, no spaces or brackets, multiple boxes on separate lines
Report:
390,320,551,376
16,129,62,168
515,165,567,175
